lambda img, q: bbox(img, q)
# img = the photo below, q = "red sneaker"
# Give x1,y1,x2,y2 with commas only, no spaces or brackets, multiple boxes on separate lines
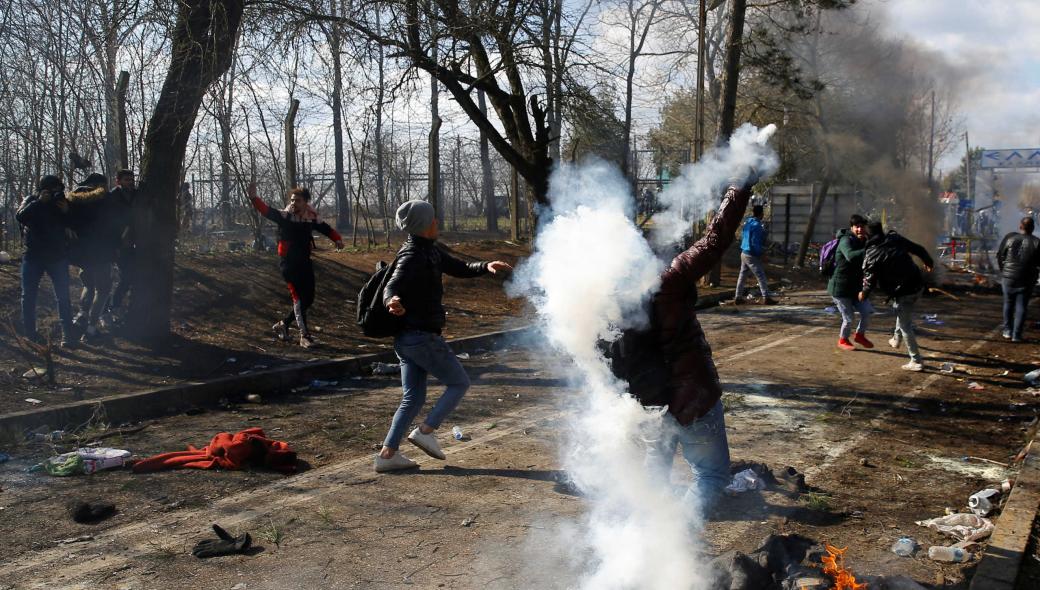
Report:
853,332,874,348
837,338,855,351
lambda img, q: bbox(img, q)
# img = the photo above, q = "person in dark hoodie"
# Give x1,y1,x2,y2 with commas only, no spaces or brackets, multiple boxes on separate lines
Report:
860,222,934,371
828,214,873,351
105,169,137,322
16,175,75,346
641,175,764,513
67,172,115,340
375,201,512,472
996,216,1040,342
248,183,343,348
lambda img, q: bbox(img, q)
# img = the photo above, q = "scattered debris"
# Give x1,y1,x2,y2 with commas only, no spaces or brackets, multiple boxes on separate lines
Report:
1024,368,1040,386
310,379,337,388
890,537,917,557
371,362,400,375
0,250,10,263
24,398,42,404
967,382,984,391
967,488,1001,517
245,394,263,404
916,513,994,542
927,545,970,562
823,306,837,314
69,501,116,524
451,426,467,441
726,469,766,493
192,524,253,558
227,357,237,363
56,535,95,545
461,515,477,527
456,352,470,360
940,362,955,374
21,368,46,379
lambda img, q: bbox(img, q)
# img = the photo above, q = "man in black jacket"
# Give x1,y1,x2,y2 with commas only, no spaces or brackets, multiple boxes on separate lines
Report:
16,175,75,346
67,173,115,340
105,169,136,322
997,217,1040,341
860,222,934,371
375,200,512,472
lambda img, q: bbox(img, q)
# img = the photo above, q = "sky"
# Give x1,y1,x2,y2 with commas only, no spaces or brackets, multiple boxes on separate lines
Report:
867,0,1040,169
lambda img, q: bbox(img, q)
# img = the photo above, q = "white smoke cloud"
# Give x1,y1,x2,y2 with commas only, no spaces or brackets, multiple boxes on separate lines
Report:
508,125,779,589
651,123,779,249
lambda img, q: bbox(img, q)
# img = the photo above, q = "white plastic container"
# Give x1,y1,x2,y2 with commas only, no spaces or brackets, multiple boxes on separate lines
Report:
928,546,970,562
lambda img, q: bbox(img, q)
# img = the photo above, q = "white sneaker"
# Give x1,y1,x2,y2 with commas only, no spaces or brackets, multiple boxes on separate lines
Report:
407,428,446,460
901,361,923,372
374,452,418,472
888,336,901,349
272,321,288,341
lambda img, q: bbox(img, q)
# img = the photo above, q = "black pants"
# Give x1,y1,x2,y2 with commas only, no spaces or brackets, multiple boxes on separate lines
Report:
109,248,134,311
280,258,315,327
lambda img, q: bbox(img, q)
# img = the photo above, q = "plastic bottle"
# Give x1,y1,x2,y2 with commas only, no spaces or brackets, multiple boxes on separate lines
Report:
452,426,464,441
890,537,917,557
968,489,1000,516
928,546,969,562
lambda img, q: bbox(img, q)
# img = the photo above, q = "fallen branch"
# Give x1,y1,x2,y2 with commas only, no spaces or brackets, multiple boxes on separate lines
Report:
928,287,961,301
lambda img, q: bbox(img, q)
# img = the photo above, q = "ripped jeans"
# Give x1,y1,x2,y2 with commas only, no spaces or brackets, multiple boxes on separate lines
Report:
645,399,731,516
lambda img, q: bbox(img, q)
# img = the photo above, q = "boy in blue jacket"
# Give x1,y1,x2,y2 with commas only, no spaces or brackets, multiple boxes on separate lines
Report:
734,205,777,305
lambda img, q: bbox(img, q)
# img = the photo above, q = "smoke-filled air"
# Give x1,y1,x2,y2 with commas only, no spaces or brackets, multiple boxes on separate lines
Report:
651,123,780,249
508,124,780,589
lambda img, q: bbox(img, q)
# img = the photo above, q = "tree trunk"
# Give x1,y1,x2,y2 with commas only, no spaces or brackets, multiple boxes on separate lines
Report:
330,26,351,230
478,89,497,232
126,0,244,344
714,0,747,144
285,98,300,188
703,0,748,287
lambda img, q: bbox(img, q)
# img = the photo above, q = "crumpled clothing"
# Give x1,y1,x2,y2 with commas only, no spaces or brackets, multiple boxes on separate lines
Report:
132,428,297,474
726,468,765,493
915,513,994,542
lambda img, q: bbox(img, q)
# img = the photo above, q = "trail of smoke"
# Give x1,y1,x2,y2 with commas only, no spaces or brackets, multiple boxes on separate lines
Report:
652,123,779,249
509,125,779,589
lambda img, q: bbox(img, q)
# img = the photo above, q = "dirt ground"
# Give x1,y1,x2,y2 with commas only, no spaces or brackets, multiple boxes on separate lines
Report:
1,288,1036,589
0,234,813,409
0,234,528,407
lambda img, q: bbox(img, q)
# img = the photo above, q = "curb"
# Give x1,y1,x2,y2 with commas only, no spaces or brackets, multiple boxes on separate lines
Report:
970,439,1040,590
0,326,533,444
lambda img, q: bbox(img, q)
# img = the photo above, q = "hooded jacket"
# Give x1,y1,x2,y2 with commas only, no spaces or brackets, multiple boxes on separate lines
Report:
740,216,765,257
997,231,1040,288
826,229,866,299
15,191,69,262
655,183,752,425
382,235,489,334
67,184,118,264
862,231,933,299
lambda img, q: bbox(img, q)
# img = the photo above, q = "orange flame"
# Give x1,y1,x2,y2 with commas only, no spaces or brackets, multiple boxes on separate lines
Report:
819,544,868,590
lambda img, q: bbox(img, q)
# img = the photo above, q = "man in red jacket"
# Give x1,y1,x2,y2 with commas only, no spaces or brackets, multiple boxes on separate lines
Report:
642,179,758,514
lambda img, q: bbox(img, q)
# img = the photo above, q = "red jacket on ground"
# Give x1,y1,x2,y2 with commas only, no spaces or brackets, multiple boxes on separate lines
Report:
132,428,298,474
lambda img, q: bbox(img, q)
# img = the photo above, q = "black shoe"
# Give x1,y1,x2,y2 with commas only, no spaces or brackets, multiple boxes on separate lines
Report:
763,297,780,305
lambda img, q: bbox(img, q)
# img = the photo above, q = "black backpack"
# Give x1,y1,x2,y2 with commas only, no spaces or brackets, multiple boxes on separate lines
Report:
604,311,672,407
356,258,405,338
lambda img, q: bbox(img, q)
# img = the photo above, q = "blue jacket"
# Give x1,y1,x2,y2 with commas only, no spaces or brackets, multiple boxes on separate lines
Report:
740,216,765,256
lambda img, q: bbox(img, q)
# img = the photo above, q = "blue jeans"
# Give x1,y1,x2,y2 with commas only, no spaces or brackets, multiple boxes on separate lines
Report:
383,330,471,450
21,256,73,340
735,252,769,298
1002,279,1032,340
645,400,731,515
893,294,921,363
832,296,873,340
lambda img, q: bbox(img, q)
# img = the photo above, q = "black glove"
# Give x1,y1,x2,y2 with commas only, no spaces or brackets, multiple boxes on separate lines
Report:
69,501,116,524
192,524,252,558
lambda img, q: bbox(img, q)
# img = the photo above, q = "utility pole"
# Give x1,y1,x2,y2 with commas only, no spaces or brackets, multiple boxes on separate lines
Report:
927,90,935,192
